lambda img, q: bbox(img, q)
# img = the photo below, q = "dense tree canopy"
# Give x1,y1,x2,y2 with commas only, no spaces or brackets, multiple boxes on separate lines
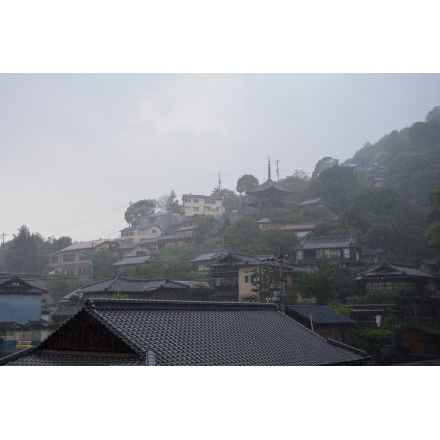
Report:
311,157,339,179
426,186,440,251
312,165,361,214
342,187,425,262
425,106,440,123
236,174,259,194
165,190,182,213
124,199,157,225
297,261,356,305
4,225,49,274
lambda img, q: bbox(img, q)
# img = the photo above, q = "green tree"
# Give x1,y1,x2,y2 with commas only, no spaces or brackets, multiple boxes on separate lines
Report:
45,277,85,303
278,170,310,203
165,190,182,214
311,157,339,179
298,261,356,305
91,249,116,281
124,199,157,226
426,186,440,251
194,215,218,246
236,174,259,194
425,105,440,123
5,225,49,274
312,165,361,214
342,187,425,261
251,265,274,301
211,187,239,214
133,247,200,280
46,235,72,251
223,216,261,253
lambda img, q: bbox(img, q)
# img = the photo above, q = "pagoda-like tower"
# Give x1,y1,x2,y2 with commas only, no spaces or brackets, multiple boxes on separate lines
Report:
245,158,292,209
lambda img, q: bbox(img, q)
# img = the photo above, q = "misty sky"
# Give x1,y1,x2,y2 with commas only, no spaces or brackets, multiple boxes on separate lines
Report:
1,73,439,242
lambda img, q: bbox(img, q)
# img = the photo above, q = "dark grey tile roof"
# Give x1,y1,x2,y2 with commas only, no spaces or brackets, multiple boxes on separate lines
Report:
2,352,143,366
190,251,224,263
60,239,114,252
210,252,275,267
296,235,359,249
245,179,291,195
113,256,156,266
0,276,47,293
78,277,190,294
4,300,368,366
285,305,355,325
356,263,440,280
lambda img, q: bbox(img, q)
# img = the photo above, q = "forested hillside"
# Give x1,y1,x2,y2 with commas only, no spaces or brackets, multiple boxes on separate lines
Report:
263,106,440,264
349,106,440,211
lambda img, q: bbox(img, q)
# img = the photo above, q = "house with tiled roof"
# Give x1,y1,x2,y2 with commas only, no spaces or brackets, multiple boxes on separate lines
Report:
0,276,47,324
354,262,440,298
257,218,315,238
113,255,157,275
1,299,369,366
77,276,214,302
50,239,117,279
294,235,362,267
0,276,50,350
285,305,356,345
189,250,226,272
208,252,309,302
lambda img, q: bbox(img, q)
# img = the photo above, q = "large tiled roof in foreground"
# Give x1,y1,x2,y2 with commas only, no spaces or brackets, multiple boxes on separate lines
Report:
3,299,368,366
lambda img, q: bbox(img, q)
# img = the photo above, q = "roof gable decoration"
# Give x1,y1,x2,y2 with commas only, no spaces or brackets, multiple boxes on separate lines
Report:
0,276,47,293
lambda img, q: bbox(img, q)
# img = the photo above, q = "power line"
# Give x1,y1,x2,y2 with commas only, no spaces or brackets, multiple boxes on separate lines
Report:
39,203,127,234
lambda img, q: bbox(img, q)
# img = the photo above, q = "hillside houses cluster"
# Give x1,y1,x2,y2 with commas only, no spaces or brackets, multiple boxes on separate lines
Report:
3,183,440,365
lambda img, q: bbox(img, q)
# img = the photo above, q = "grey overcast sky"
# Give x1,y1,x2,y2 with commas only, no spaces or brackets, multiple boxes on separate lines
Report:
2,2,440,243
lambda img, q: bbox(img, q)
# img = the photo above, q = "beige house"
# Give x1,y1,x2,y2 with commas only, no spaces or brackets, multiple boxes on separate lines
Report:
182,194,225,217
52,239,116,279
120,224,162,245
208,252,307,302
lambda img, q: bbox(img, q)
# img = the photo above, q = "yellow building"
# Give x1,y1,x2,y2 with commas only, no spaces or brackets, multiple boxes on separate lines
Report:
182,194,225,217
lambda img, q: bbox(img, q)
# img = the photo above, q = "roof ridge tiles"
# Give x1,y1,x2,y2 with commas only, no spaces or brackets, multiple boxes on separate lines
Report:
85,298,277,312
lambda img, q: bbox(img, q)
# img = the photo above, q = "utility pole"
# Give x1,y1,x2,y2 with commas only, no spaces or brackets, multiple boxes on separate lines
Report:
268,156,271,180
1,233,7,245
276,247,287,314
275,159,280,181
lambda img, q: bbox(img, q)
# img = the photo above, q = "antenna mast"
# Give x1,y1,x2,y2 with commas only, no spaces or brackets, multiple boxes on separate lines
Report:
275,159,280,181
268,156,271,180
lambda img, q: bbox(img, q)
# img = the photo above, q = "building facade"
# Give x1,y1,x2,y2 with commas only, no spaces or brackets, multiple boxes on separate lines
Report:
182,194,225,218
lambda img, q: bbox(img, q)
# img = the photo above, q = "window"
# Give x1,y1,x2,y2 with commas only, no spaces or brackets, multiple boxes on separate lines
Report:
193,207,199,212
63,253,75,262
330,249,340,259
297,250,304,260
343,248,350,259
316,249,331,259
245,275,250,283
193,199,199,203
